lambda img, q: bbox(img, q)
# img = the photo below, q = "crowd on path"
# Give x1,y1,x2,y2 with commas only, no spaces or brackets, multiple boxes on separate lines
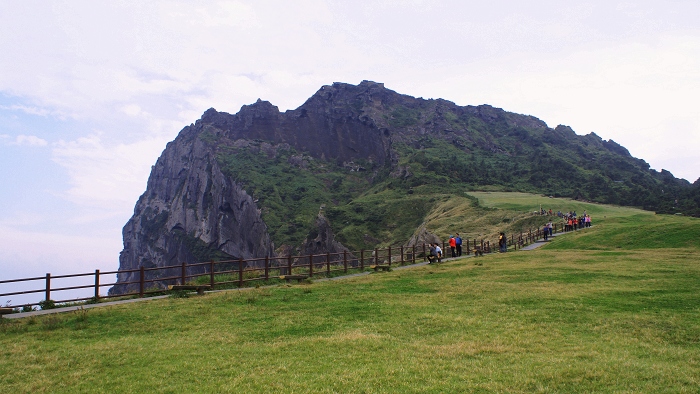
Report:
539,209,592,232
428,208,593,262
558,210,592,232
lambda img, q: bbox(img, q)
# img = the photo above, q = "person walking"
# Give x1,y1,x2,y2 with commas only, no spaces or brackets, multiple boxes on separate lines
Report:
449,235,457,258
455,233,463,256
499,232,507,253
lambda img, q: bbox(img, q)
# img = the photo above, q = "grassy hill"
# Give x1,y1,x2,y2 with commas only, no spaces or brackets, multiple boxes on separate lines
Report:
2,194,699,393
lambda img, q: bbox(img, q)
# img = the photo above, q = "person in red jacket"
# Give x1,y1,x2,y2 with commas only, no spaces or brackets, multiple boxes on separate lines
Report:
449,235,457,258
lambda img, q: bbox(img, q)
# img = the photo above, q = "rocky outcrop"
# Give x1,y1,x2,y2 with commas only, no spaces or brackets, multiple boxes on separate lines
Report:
299,213,355,265
109,124,275,295
405,224,442,249
199,82,395,166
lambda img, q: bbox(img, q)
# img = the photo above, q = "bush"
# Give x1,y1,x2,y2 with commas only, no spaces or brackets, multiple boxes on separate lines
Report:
39,299,56,310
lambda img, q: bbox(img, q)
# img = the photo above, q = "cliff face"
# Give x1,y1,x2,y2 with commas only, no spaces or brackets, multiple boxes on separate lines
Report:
199,82,394,166
110,125,275,295
111,81,400,294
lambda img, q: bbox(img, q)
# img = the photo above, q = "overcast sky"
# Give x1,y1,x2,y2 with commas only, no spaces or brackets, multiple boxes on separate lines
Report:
1,1,699,302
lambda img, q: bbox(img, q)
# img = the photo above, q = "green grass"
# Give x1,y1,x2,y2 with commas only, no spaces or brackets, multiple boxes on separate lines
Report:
2,197,699,393
467,191,652,221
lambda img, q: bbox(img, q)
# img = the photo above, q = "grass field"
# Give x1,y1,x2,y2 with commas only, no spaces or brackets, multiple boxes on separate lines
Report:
1,193,699,393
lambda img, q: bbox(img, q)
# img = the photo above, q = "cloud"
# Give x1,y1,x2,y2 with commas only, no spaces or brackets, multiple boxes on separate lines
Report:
4,134,49,147
51,133,170,211
0,103,66,118
121,104,144,117
185,1,259,28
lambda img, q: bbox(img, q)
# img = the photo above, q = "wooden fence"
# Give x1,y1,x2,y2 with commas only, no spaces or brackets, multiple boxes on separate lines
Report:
0,223,566,310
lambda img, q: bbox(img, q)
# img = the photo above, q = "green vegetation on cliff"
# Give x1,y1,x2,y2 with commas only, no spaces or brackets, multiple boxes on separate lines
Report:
213,126,699,255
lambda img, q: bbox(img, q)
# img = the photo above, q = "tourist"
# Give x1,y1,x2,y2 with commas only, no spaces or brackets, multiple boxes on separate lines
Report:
455,233,463,256
499,232,507,252
428,243,437,264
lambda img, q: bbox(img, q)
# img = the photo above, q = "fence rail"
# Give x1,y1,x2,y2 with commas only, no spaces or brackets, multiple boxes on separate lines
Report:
1,223,568,310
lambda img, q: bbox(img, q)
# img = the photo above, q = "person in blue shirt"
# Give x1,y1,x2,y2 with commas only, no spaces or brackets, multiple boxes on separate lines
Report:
455,233,463,256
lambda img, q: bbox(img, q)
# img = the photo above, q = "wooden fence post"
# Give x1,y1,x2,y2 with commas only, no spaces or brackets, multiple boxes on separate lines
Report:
400,246,404,265
327,252,331,275
360,250,365,270
412,245,416,264
309,254,314,278
387,246,392,266
423,244,427,262
265,256,269,280
287,255,292,276
210,261,215,288
181,262,186,285
343,250,348,273
45,273,51,302
238,258,244,287
94,269,100,300
139,266,144,298
374,249,379,266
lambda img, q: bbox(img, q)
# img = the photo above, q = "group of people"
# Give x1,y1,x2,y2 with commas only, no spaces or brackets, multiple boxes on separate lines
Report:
560,210,592,232
427,243,443,264
428,233,464,263
448,234,463,257
539,209,592,234
427,209,593,263
543,222,554,240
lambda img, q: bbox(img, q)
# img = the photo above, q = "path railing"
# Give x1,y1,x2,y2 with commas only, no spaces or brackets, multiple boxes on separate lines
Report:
1,223,571,310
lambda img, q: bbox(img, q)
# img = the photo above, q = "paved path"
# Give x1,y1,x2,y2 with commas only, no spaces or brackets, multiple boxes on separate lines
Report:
520,233,560,251
2,294,171,319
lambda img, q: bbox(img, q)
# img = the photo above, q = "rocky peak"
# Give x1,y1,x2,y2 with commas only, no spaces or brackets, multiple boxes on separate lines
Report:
300,212,353,263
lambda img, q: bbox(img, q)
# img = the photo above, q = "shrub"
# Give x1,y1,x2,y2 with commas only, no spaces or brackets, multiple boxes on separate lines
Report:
39,299,56,310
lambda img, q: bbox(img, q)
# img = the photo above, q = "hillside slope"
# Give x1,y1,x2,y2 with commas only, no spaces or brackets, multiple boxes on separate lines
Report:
5,208,700,393
111,81,699,294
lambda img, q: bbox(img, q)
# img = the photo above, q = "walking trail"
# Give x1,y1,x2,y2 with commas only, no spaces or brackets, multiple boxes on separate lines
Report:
2,230,570,320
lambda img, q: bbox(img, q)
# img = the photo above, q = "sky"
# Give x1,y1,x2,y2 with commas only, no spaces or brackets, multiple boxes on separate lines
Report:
1,0,699,304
